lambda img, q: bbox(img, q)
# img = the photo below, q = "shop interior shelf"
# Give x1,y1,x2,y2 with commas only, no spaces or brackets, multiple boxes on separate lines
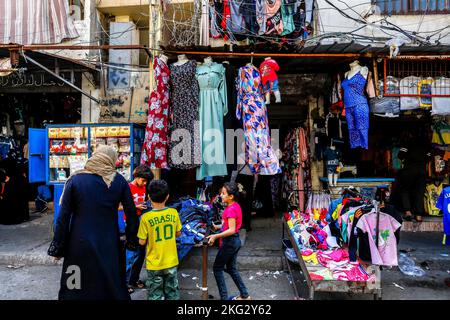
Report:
50,152,88,155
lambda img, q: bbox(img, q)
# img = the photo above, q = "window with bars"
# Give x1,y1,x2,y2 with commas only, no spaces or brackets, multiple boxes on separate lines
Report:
373,0,450,15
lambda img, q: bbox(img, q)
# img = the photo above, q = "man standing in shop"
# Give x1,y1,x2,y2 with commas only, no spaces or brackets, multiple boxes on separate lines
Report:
395,129,431,223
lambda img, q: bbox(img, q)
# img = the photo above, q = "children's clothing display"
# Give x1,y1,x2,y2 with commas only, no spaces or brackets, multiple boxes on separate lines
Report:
323,147,340,174
436,187,450,246
424,183,444,216
260,57,281,104
370,76,400,117
432,77,450,115
282,127,311,211
399,76,420,110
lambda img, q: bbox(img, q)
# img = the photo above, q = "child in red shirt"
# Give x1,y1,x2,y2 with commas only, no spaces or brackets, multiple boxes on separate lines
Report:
121,165,154,293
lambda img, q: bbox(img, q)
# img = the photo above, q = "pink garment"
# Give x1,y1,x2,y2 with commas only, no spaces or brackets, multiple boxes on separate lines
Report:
356,211,402,266
317,249,349,267
332,264,370,282
259,58,280,85
222,202,243,234
301,249,314,256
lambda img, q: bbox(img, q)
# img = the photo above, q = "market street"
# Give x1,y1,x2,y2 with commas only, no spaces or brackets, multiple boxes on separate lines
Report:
1,213,449,300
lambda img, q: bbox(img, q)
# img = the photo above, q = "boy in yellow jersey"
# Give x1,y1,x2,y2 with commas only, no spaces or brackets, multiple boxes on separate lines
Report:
138,180,182,300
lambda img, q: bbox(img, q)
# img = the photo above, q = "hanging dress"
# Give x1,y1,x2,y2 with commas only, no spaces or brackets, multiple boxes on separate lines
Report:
140,57,170,169
168,60,201,169
236,64,281,175
196,62,228,180
341,71,369,149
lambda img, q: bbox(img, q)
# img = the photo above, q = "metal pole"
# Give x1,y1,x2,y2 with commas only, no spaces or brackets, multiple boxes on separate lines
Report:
22,52,101,104
201,241,209,300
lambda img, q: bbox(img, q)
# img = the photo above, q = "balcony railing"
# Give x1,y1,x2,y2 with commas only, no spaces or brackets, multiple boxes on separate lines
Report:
373,0,450,15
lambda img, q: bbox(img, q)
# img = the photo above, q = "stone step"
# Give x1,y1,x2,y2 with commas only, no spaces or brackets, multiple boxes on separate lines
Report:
401,217,443,232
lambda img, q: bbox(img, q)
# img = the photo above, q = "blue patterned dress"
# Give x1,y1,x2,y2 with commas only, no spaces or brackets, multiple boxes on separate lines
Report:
341,72,369,149
236,64,281,175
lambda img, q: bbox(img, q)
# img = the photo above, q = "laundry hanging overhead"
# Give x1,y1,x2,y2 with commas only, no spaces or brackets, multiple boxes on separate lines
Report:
0,0,79,45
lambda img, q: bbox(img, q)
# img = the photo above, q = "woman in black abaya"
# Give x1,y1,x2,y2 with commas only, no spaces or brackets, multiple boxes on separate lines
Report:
47,145,139,300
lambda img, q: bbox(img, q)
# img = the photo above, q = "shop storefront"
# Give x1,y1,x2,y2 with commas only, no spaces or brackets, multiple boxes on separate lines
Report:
0,50,98,224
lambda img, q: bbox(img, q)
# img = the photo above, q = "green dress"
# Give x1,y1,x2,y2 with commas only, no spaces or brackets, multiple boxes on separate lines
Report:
196,62,228,180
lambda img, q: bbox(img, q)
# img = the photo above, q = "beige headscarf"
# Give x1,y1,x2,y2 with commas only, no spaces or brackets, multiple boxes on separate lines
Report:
59,145,118,205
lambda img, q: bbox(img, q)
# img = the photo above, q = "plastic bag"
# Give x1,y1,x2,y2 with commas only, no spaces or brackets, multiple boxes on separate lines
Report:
285,248,299,264
398,253,426,277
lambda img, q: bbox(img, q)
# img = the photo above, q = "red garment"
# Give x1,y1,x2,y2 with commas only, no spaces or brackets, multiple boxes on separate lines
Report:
140,57,170,169
259,59,280,85
221,0,231,41
122,182,146,220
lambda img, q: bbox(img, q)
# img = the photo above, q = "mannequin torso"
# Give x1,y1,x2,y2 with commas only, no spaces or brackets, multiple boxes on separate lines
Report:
345,61,368,79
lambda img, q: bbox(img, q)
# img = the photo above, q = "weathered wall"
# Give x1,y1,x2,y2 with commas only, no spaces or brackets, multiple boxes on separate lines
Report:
99,70,149,124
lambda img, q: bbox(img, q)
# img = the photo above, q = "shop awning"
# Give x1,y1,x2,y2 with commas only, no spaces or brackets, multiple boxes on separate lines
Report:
161,42,450,72
0,0,79,45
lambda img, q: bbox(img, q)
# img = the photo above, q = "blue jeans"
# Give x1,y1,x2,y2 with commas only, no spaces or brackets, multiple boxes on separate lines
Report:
126,245,146,285
263,79,279,93
370,97,400,115
213,234,249,300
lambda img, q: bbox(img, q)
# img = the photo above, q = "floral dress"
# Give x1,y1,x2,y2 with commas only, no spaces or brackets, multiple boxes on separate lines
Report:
168,60,201,169
141,56,170,169
236,64,281,175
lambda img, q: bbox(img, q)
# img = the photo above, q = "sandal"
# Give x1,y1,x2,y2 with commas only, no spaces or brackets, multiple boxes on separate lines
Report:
132,280,146,289
232,295,252,300
127,286,135,294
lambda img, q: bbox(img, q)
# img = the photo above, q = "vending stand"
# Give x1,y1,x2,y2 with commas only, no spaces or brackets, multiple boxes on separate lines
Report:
28,123,145,226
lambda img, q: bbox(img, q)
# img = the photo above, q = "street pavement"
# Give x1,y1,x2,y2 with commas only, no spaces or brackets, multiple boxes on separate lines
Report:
0,211,449,300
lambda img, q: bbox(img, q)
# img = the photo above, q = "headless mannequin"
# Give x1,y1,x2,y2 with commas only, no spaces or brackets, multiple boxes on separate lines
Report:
345,60,368,80
173,54,189,66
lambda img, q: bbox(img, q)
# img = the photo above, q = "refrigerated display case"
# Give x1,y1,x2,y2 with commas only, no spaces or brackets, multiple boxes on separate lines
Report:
28,123,145,226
